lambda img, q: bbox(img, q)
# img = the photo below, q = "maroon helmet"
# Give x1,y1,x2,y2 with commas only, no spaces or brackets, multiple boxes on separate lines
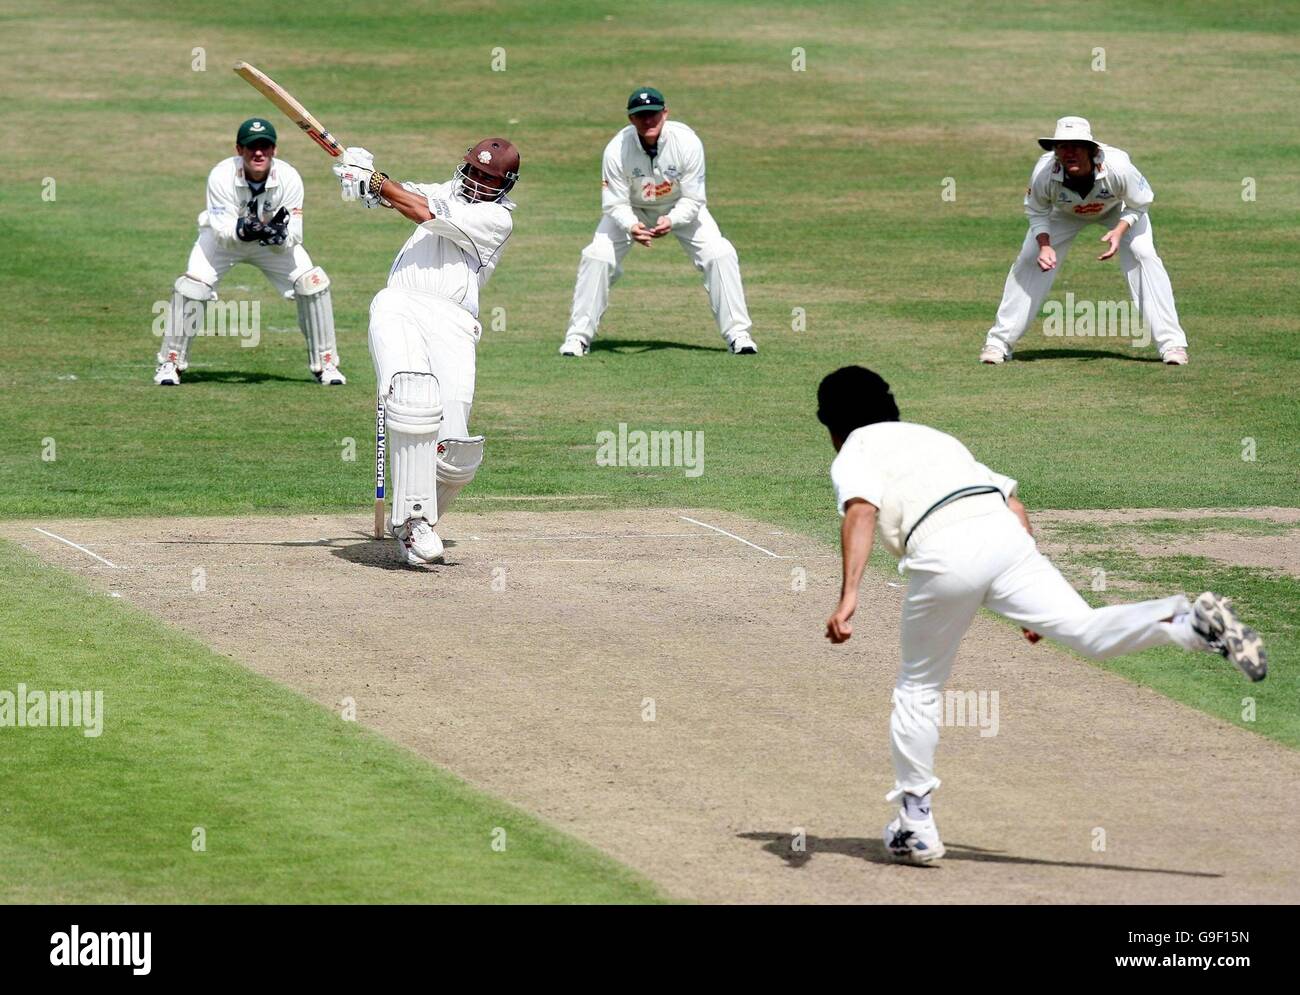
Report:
454,138,520,202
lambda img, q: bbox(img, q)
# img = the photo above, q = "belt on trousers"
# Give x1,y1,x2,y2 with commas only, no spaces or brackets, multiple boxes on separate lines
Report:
904,486,1007,551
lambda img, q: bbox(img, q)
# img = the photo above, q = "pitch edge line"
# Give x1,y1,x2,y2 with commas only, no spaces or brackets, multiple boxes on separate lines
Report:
677,515,783,558
32,528,121,569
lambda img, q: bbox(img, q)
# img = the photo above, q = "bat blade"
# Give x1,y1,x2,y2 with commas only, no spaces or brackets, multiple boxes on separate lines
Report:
233,61,344,157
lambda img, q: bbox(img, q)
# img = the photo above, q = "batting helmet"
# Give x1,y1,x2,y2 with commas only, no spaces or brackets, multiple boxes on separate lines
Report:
454,138,520,203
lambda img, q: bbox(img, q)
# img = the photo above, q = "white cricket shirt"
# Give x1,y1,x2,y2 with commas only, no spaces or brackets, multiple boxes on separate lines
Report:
830,422,1019,559
198,156,305,248
1025,144,1154,235
385,180,515,320
600,120,706,232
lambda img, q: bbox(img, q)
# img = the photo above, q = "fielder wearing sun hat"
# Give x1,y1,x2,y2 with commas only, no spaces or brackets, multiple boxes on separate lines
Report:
1037,115,1100,150
237,117,278,146
626,87,665,114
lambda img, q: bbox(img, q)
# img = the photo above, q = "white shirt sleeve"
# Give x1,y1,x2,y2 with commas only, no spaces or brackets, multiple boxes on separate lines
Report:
1024,157,1054,239
601,139,638,233
1114,157,1154,228
831,443,885,516
666,135,705,228
974,462,1019,499
278,166,305,248
419,191,513,268
205,163,241,246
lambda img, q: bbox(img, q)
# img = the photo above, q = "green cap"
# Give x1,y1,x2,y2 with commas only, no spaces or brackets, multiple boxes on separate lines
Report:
236,117,277,146
626,87,665,115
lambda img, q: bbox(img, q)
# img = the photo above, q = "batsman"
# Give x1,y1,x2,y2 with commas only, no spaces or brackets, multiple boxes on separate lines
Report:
333,139,519,565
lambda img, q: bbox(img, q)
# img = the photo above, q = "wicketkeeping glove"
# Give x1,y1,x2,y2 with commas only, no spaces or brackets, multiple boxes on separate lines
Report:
235,202,267,242
258,206,290,245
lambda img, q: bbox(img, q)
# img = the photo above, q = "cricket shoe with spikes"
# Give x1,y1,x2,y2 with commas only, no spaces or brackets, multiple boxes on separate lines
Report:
884,809,945,864
154,352,181,386
393,517,444,566
728,331,758,355
559,334,590,357
315,354,346,385
1191,591,1267,682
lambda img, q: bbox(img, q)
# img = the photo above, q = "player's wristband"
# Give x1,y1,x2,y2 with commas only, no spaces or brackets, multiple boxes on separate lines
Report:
368,170,392,207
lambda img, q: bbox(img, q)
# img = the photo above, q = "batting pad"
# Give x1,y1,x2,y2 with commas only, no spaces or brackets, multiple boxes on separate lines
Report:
385,372,442,531
434,436,484,522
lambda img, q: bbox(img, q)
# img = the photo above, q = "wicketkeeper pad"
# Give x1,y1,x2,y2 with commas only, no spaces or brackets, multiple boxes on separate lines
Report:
158,274,216,368
293,266,338,372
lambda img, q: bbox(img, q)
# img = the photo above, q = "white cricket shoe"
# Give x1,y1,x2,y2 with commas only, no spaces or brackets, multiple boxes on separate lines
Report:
559,334,590,357
393,517,444,566
1162,347,1189,366
316,354,347,385
1191,591,1266,682
728,331,758,355
884,809,945,864
154,353,181,386
979,344,1007,365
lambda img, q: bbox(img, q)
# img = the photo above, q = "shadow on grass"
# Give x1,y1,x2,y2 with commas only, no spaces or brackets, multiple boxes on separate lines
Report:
181,370,313,384
590,338,726,355
737,831,1221,877
1010,348,1166,364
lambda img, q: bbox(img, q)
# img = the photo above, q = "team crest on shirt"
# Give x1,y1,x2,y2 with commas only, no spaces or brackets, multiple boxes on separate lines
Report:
631,167,645,178
1096,186,1113,199
664,165,680,181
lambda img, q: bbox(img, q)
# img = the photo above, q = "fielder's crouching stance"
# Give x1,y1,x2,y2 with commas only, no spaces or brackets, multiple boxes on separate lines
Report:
334,139,518,566
981,116,1190,366
818,366,1266,865
559,87,756,357
154,118,345,386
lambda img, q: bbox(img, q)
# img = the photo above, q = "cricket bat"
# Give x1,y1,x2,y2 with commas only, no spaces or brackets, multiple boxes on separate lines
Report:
233,62,344,158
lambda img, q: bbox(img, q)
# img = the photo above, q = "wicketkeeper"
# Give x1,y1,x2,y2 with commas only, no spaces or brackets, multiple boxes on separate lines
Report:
333,139,518,566
153,118,345,386
819,365,1265,864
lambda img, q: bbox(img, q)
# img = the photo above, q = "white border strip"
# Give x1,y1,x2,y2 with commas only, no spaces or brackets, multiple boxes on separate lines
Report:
32,528,121,569
677,515,782,558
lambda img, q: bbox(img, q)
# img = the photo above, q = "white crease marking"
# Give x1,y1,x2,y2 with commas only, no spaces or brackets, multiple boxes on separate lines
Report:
32,528,121,568
677,516,782,558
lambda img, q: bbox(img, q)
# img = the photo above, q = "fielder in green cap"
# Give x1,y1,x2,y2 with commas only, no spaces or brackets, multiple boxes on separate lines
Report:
151,117,346,387
558,87,757,356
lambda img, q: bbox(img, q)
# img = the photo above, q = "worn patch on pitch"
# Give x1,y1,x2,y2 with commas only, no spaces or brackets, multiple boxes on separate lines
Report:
3,509,1298,904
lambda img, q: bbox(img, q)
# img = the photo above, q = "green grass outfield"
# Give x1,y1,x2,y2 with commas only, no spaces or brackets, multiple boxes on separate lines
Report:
1,0,1297,900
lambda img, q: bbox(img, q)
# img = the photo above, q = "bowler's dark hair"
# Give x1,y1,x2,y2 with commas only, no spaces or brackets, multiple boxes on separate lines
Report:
816,366,900,438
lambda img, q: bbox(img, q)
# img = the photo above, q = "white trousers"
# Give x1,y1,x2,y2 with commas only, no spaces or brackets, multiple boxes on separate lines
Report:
368,287,480,442
984,213,1188,357
156,228,316,365
890,509,1197,799
564,207,753,345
